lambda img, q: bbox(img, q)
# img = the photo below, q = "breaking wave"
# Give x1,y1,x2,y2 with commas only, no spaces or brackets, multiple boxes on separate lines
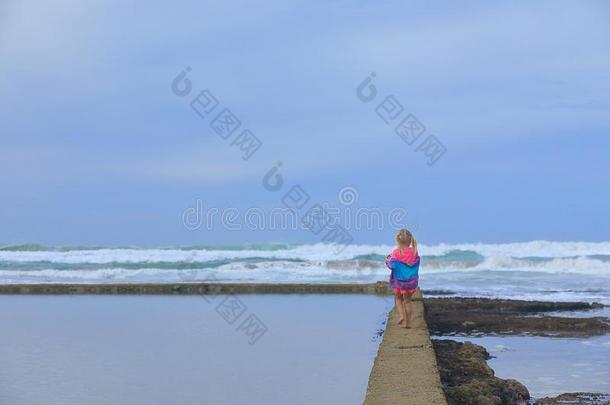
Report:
1,241,610,304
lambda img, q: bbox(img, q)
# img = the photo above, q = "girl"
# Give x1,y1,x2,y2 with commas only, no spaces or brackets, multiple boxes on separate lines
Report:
385,229,420,328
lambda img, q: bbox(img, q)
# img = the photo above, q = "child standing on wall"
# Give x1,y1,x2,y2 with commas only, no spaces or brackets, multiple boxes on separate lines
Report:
385,229,420,328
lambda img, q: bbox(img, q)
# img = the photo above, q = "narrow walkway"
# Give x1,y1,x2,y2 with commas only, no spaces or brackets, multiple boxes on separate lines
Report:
364,292,447,404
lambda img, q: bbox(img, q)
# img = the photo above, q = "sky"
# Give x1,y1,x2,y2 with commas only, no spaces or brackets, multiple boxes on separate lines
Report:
0,0,609,246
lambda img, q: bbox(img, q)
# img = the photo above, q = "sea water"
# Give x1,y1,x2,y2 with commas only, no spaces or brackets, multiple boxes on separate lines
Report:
1,241,609,304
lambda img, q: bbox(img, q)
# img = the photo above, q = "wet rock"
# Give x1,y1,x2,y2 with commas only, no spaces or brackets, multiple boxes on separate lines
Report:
535,392,610,404
432,339,530,405
424,298,610,338
422,289,457,296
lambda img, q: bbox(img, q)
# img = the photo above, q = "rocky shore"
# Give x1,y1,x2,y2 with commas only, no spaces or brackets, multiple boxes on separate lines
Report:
424,298,610,337
426,298,610,405
535,393,610,404
432,339,610,405
432,339,529,405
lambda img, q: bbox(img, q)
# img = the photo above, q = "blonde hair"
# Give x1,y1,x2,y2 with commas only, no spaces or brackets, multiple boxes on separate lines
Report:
395,229,418,256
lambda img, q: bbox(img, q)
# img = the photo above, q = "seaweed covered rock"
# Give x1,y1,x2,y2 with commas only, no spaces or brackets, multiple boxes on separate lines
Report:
424,298,610,337
535,392,610,404
433,339,530,405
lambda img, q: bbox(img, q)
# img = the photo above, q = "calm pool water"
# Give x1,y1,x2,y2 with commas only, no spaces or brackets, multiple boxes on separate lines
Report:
442,334,610,398
0,295,390,405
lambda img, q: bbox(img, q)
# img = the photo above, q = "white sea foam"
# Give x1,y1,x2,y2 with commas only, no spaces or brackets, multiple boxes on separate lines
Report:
1,240,609,262
1,241,609,303
3,242,609,274
445,255,610,275
421,240,610,258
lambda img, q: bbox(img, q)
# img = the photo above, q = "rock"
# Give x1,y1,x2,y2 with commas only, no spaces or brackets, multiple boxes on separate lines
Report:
505,379,530,402
432,339,530,405
424,298,610,338
535,392,610,404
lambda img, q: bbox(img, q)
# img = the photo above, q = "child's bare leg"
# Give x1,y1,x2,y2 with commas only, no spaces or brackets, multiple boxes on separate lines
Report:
403,292,413,328
394,292,405,324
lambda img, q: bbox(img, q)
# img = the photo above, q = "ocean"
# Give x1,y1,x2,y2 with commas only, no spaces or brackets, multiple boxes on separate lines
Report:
1,241,609,304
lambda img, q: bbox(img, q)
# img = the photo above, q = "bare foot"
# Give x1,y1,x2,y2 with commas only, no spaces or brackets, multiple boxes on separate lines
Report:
397,318,405,325
404,323,412,329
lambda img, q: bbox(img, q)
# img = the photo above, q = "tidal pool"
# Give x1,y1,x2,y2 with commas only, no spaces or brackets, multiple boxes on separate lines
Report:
444,334,610,398
0,295,391,405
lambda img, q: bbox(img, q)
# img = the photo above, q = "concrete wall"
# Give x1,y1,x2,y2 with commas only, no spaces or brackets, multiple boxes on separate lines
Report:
0,282,393,295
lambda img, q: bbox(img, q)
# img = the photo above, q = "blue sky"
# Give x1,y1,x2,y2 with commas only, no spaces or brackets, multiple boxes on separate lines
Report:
1,0,609,246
